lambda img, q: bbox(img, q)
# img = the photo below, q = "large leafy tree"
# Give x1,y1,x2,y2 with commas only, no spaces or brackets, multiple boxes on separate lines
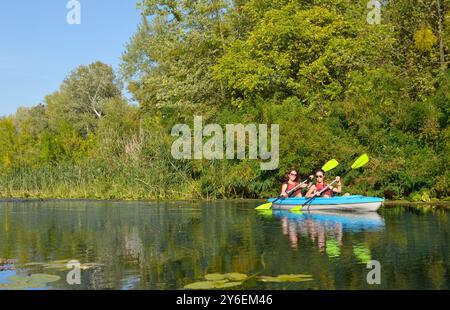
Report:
0,117,17,167
121,0,233,116
60,61,122,134
213,3,395,112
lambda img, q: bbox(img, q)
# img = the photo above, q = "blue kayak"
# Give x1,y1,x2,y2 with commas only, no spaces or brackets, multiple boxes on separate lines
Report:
268,195,384,212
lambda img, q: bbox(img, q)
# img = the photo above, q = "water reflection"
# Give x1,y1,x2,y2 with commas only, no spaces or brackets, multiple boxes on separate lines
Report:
272,211,385,251
0,200,448,289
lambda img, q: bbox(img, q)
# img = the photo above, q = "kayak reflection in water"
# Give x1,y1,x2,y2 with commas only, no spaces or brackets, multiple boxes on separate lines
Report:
281,215,342,251
281,217,299,249
280,168,311,198
275,211,384,251
306,169,341,198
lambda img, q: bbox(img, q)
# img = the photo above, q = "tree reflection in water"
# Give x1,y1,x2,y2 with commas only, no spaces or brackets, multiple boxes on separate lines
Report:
1,201,448,289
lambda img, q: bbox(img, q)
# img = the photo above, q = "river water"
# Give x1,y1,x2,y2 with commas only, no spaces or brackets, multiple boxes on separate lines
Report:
0,200,448,290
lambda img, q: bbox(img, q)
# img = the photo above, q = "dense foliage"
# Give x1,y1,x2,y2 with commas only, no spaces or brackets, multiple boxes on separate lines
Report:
0,0,449,201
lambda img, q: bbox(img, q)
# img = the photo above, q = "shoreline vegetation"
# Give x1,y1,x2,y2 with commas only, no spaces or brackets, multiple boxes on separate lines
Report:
0,1,449,202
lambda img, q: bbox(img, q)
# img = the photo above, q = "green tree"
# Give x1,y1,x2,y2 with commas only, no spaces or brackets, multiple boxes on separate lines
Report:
121,0,233,116
60,61,122,134
0,117,16,167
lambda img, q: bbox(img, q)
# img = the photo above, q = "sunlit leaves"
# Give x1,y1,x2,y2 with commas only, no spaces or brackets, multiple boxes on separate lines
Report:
414,27,438,51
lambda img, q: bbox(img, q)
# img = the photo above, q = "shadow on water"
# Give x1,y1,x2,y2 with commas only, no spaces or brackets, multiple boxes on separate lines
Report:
0,200,448,289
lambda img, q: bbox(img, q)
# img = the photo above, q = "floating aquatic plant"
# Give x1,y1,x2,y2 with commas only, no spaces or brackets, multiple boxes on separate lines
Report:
184,273,248,290
204,272,248,281
257,274,313,283
184,280,243,290
204,273,226,281
184,272,314,289
29,274,61,283
224,273,248,281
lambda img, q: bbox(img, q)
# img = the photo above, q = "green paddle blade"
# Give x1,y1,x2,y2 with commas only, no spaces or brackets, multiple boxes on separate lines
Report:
322,159,339,172
351,154,369,170
255,202,273,210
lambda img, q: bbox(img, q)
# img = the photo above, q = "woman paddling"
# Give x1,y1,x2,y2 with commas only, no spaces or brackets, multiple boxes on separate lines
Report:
306,169,342,198
280,168,309,198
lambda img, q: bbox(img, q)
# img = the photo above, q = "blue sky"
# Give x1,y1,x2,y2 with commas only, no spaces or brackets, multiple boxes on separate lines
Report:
0,1,141,116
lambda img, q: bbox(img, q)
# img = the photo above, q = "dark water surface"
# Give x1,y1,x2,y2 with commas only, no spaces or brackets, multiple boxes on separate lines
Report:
0,200,448,290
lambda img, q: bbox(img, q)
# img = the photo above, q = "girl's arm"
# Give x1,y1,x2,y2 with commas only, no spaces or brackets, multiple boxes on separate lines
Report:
280,183,288,197
332,176,342,194
305,185,316,198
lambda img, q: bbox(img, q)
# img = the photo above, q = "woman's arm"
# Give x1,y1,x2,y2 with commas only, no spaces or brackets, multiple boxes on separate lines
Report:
332,176,342,194
305,185,316,198
280,183,288,197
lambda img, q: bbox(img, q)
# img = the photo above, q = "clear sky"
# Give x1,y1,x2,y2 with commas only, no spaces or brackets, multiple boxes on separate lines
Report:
0,1,141,116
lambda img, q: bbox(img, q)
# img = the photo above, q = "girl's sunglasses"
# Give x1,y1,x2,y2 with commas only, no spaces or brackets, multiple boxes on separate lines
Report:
316,175,324,178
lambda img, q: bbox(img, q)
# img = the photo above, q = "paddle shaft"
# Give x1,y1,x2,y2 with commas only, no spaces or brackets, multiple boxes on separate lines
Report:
272,177,312,204
302,168,351,207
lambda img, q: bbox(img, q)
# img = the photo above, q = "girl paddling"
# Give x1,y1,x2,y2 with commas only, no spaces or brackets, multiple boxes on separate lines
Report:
280,168,309,198
306,169,342,198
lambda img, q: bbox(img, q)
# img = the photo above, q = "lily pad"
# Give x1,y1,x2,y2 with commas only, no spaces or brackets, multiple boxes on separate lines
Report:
24,262,46,267
257,274,313,283
43,263,68,270
278,274,313,282
204,272,247,281
205,273,227,281
225,273,248,281
4,273,60,289
50,260,70,264
216,281,243,289
184,280,229,290
30,274,60,283
256,276,281,283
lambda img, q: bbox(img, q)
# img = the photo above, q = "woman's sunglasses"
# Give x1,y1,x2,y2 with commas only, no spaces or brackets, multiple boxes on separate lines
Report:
316,175,324,178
